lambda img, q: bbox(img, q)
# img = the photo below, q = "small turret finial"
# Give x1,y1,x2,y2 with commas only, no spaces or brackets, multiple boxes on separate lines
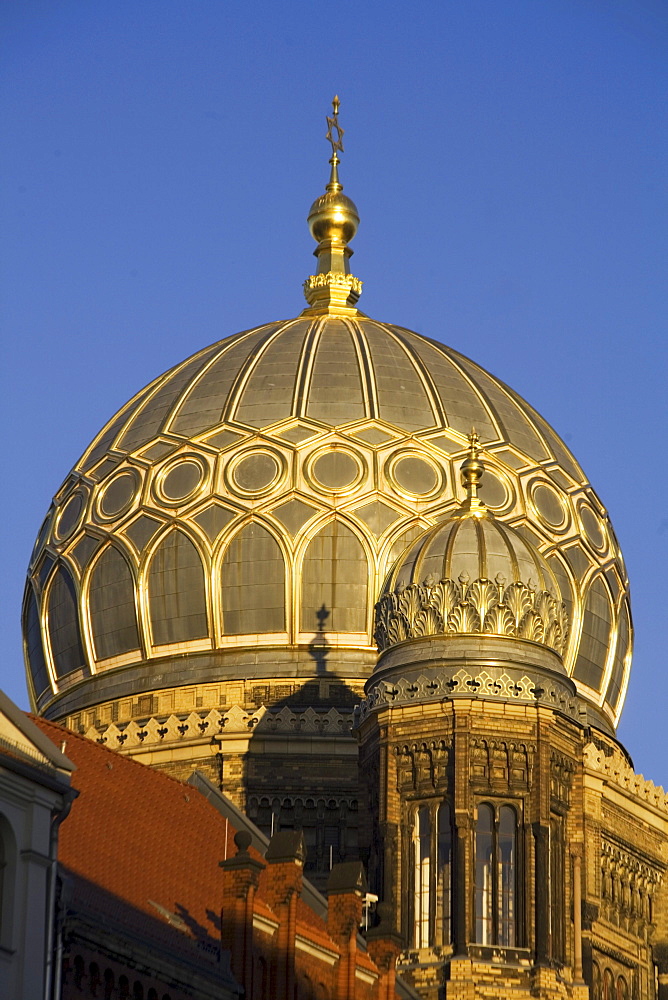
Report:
459,429,487,515
303,96,362,315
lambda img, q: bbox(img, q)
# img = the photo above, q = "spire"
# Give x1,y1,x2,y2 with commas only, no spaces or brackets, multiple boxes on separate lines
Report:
458,429,488,516
302,97,363,315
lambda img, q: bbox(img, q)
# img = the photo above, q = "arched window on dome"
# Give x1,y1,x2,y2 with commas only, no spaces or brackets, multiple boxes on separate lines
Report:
605,598,631,714
301,520,368,634
23,584,50,699
221,522,285,635
147,530,208,646
573,576,613,694
46,564,87,679
89,545,140,661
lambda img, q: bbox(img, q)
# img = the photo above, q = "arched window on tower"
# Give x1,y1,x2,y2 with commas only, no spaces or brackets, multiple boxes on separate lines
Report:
411,802,452,948
221,522,286,634
148,530,208,646
475,802,518,947
414,806,431,947
301,520,368,634
436,802,453,947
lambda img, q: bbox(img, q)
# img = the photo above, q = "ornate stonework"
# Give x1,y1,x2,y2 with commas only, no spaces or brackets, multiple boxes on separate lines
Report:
374,574,569,656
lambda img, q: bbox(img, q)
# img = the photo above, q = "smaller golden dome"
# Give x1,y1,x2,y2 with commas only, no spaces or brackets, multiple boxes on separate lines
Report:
374,436,569,658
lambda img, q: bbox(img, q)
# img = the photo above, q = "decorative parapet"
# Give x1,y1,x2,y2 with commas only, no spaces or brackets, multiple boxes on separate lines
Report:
357,666,580,725
84,705,355,752
374,574,568,657
583,742,668,812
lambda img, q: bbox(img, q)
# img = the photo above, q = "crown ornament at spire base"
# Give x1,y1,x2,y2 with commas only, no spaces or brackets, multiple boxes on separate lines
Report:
302,97,363,315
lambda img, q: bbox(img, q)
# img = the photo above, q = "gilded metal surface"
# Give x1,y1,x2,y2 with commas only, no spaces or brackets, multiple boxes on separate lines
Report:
374,442,569,658
23,102,631,734
304,98,362,312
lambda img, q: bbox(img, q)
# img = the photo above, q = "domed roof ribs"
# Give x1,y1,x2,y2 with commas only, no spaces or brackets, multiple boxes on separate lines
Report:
224,320,303,427
379,324,448,429
392,327,502,442
166,323,281,436
292,319,322,419
345,318,377,419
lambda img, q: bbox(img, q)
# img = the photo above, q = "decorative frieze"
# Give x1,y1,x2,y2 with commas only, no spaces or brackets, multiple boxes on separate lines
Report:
358,667,580,724
374,575,568,657
85,704,355,751
469,737,534,789
394,740,449,794
600,837,662,933
583,743,668,812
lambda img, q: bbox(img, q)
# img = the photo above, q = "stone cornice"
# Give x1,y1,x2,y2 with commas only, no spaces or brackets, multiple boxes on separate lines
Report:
583,742,668,814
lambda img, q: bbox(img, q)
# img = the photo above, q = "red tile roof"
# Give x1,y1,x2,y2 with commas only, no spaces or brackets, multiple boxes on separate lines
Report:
33,717,237,943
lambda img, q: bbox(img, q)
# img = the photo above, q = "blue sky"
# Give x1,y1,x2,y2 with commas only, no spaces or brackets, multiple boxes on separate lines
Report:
2,0,666,779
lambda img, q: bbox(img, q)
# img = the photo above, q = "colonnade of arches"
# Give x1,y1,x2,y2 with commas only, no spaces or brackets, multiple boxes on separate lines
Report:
26,516,381,696
25,510,631,729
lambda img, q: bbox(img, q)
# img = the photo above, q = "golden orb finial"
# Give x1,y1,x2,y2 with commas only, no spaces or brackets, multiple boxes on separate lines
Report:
458,429,488,516
302,96,362,315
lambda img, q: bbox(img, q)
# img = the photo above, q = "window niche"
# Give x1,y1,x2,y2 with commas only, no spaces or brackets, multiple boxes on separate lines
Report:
474,802,520,948
411,801,452,948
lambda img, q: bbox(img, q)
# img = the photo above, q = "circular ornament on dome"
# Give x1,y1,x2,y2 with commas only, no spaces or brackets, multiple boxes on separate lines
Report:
156,457,206,504
477,467,511,511
578,501,607,554
530,481,569,532
387,452,442,499
97,470,140,521
227,449,284,497
54,490,86,542
308,448,364,493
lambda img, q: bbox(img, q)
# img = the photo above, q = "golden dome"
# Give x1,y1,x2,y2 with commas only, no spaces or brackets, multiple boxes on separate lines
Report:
23,102,631,737
374,437,569,660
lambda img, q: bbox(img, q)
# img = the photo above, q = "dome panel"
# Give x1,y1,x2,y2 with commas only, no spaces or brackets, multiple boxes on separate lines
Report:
455,355,551,463
301,520,368,633
394,329,498,440
221,523,286,635
24,586,50,699
89,546,140,660
117,347,220,453
148,530,208,646
47,565,86,679
606,599,631,712
81,383,155,473
170,326,277,436
364,321,437,430
572,577,612,693
306,320,367,424
235,321,309,427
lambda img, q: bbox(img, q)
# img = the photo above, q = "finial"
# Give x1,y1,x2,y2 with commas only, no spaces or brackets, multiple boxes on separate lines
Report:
325,95,345,192
302,96,362,315
458,429,487,515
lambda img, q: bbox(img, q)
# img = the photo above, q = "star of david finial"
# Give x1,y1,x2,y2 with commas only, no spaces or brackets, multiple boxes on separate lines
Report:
326,94,345,157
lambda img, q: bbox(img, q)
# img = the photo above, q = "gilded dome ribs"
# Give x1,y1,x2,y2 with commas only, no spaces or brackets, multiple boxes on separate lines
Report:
167,324,278,437
346,319,376,420
385,325,447,429
228,321,303,428
291,320,320,420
